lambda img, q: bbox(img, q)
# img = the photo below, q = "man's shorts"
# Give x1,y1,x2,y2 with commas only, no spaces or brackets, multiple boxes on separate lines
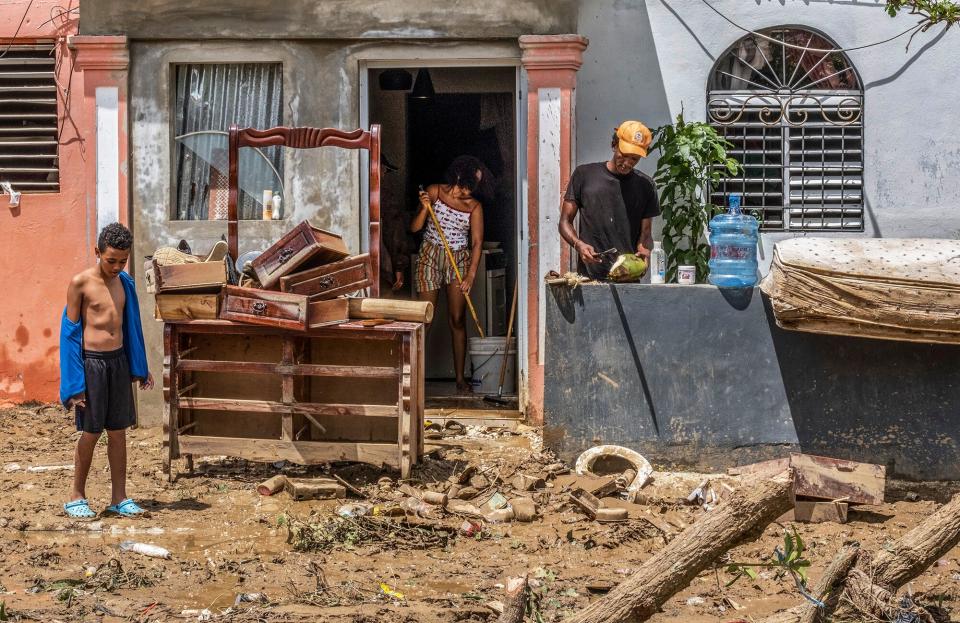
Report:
75,348,136,434
415,240,470,293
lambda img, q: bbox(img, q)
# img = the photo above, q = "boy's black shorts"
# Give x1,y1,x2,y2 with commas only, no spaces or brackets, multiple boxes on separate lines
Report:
75,348,137,434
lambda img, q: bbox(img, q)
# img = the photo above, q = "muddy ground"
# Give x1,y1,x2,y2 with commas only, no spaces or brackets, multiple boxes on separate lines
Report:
1,404,959,622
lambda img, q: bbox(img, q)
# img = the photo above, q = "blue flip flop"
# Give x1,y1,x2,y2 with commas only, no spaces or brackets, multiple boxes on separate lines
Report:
105,498,148,518
64,498,97,519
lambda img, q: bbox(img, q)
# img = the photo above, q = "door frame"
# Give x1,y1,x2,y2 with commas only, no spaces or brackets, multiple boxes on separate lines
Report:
358,57,528,413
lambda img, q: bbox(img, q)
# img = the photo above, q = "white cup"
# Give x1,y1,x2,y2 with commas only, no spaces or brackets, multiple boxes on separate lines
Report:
677,265,696,285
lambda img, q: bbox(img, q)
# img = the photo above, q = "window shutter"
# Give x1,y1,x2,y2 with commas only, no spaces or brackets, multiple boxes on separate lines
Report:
0,43,59,193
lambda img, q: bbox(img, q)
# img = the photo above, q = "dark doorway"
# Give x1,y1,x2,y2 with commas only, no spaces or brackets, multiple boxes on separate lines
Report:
368,66,519,416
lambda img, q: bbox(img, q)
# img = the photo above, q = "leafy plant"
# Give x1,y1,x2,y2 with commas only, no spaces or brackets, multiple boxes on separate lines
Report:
886,0,959,48
726,528,822,607
652,110,740,282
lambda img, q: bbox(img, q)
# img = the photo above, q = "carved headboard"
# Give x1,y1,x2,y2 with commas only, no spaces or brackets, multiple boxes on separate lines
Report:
227,124,382,297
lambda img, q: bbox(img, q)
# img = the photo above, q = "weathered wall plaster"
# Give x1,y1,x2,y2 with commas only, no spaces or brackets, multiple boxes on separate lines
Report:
0,1,87,405
576,0,960,269
81,0,578,40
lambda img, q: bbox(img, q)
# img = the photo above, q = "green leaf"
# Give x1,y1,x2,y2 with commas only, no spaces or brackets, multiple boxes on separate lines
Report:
743,567,759,580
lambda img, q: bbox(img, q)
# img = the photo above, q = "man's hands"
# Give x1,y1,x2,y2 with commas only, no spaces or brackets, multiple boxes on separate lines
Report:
575,241,602,265
635,243,652,262
392,271,405,291
139,372,155,391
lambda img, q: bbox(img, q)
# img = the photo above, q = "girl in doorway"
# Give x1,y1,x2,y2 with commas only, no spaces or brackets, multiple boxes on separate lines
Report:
411,156,492,393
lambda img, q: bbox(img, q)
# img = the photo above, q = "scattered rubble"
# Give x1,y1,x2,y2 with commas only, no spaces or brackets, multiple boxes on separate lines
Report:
2,405,960,623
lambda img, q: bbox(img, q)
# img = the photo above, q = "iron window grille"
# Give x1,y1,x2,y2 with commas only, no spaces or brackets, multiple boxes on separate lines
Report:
0,42,59,193
707,28,863,232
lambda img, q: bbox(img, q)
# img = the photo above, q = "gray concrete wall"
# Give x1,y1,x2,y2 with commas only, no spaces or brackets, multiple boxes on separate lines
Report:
544,284,960,480
575,0,960,270
130,39,521,425
82,0,577,39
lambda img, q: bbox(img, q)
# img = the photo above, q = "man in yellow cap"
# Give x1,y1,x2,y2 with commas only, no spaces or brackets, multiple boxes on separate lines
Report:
559,120,659,280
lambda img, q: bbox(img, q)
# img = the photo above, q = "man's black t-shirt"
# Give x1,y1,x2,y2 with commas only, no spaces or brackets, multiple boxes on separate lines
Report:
564,162,660,279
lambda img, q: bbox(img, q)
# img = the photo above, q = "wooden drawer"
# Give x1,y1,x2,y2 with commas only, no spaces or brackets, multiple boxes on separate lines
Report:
154,259,228,293
251,220,349,290
220,286,308,331
307,297,350,328
280,254,372,299
155,293,220,321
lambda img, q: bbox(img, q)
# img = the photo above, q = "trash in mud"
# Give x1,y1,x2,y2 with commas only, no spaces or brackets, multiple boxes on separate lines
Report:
119,540,171,559
284,512,454,552
234,592,270,605
379,582,406,600
25,464,74,473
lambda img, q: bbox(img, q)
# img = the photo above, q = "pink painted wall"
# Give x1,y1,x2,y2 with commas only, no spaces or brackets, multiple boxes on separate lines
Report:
0,1,90,405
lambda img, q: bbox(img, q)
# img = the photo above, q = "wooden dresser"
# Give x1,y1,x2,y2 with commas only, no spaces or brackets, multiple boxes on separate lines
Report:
162,124,425,479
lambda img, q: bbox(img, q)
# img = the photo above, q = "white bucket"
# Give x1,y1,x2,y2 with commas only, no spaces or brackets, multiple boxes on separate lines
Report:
468,337,517,396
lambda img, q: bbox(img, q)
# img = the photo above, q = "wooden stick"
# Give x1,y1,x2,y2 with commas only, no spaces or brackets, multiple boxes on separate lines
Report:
418,190,484,337
568,476,793,623
496,280,518,396
496,575,528,623
177,382,198,397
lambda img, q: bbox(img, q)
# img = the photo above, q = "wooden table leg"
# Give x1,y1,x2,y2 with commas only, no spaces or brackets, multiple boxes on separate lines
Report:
281,337,294,441
414,324,424,461
162,324,179,481
399,333,413,478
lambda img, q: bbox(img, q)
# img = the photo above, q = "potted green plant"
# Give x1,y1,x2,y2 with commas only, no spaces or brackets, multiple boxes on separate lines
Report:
651,111,741,283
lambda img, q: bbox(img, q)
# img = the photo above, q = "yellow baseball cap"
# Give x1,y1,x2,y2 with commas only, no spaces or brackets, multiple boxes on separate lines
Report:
615,120,652,158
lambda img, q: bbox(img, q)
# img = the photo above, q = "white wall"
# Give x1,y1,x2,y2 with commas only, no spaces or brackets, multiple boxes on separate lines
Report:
577,0,960,269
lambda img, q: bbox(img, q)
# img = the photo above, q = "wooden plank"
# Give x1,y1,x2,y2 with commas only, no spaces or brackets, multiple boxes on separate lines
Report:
728,457,791,479
281,338,294,441
162,324,176,478
399,333,412,478
791,500,849,524
178,360,278,374
177,435,400,467
165,319,418,341
156,293,220,321
178,396,398,417
292,364,397,378
177,359,397,378
413,324,424,459
155,260,227,293
790,453,885,505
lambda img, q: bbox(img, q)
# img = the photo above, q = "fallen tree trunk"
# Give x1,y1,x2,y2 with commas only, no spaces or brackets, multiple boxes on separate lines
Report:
496,576,528,623
568,476,793,623
834,492,960,621
763,493,960,623
870,491,960,587
758,545,860,623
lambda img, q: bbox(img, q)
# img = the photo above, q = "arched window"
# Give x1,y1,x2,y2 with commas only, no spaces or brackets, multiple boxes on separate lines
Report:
708,27,863,231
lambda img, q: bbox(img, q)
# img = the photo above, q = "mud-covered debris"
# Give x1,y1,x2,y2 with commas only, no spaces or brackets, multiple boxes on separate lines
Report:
285,512,454,552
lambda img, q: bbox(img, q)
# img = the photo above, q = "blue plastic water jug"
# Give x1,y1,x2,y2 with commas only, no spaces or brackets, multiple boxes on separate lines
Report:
708,195,759,288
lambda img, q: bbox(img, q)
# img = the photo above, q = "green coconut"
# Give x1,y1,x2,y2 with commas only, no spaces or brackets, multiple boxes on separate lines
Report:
607,253,648,282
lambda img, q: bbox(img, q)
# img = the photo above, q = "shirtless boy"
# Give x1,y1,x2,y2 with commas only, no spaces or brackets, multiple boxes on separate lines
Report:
60,222,153,519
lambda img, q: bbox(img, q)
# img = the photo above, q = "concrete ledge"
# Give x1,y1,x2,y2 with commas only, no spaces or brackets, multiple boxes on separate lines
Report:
544,283,960,480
